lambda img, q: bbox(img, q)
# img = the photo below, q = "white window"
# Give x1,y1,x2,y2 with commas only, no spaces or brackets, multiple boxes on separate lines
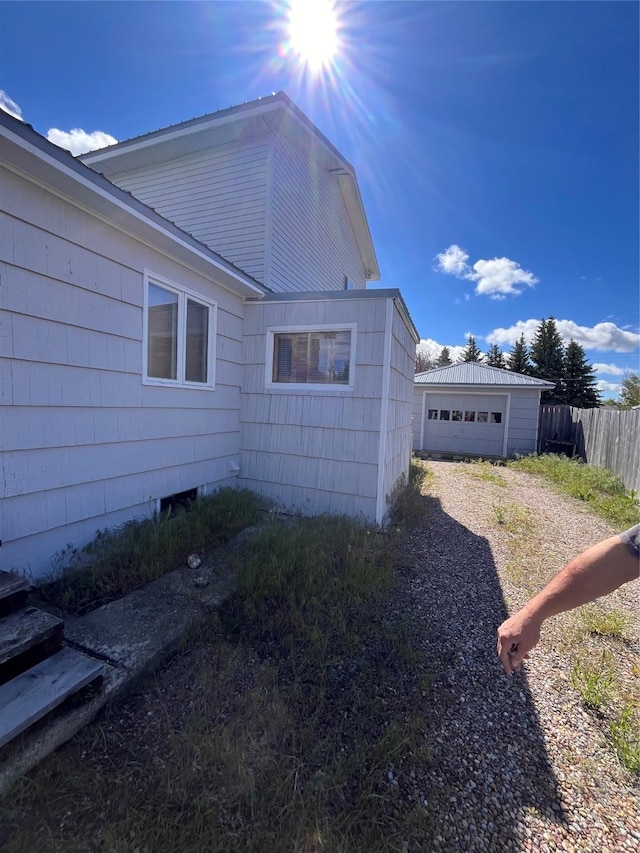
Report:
143,271,216,388
265,325,356,391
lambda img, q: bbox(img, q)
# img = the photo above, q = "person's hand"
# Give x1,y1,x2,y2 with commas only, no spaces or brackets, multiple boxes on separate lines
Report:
496,607,543,675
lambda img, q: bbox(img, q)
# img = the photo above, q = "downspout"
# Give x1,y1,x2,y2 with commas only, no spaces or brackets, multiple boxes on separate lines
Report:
375,298,394,524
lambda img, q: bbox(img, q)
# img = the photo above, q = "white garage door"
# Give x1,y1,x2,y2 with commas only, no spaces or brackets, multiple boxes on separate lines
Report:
421,393,507,457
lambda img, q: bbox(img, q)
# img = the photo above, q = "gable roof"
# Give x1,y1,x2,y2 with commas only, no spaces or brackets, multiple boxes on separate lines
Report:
0,110,266,299
415,362,555,388
79,92,380,281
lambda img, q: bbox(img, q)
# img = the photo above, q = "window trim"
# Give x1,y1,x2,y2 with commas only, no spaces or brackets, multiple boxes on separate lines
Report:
265,323,357,392
143,270,217,389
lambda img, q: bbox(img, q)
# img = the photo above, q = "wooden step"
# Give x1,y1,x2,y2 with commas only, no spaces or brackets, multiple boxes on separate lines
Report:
0,607,64,686
0,647,104,749
0,571,29,618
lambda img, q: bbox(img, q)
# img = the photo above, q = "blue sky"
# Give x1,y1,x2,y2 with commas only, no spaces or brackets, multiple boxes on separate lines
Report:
1,1,638,395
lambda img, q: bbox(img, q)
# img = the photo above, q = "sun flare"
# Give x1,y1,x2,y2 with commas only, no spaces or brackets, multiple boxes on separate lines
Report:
288,0,338,71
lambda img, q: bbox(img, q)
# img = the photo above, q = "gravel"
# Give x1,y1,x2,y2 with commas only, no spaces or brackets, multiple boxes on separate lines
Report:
4,459,637,852
393,460,639,852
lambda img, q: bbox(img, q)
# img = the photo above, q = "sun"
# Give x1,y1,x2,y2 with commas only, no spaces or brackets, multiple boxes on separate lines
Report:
288,0,339,72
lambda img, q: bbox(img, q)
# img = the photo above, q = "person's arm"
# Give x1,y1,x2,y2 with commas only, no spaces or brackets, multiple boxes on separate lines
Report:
497,528,639,676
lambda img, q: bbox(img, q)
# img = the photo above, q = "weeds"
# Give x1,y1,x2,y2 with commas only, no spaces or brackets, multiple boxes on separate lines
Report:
610,704,640,775
388,460,431,529
3,512,432,852
491,502,534,536
509,454,639,528
574,605,633,639
34,488,266,615
570,653,616,710
468,459,506,486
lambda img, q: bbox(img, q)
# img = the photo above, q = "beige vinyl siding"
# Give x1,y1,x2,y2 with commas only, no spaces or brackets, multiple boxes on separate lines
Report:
0,166,244,578
269,132,367,292
103,136,269,282
240,296,388,521
382,306,417,512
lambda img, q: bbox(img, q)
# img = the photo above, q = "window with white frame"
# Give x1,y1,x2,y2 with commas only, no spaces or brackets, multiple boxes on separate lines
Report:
266,325,356,389
143,272,216,387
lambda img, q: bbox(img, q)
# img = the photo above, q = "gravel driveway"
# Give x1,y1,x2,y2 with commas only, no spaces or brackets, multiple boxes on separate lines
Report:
401,460,639,853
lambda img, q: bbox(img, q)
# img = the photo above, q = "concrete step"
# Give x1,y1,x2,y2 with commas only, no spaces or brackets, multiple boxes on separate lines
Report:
0,607,65,686
0,571,29,618
0,646,104,749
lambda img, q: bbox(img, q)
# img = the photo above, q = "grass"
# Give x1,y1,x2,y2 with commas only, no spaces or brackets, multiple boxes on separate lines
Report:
574,605,634,639
570,652,616,711
610,704,640,775
2,475,435,851
491,502,535,536
509,454,639,528
33,488,266,615
388,460,432,529
467,459,506,486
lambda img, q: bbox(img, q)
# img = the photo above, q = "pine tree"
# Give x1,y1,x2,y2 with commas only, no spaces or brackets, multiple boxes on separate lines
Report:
563,340,601,408
530,318,566,403
506,334,531,375
436,346,453,367
459,335,483,363
485,343,506,369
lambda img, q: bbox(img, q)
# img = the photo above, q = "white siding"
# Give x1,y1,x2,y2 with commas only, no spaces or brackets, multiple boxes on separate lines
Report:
506,389,542,456
270,132,367,292
382,305,417,515
104,136,269,282
240,296,390,522
0,167,245,579
95,127,368,295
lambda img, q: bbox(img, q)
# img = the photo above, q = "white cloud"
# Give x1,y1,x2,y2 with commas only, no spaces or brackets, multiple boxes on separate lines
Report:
592,363,626,376
0,90,23,120
47,127,117,156
435,244,470,277
435,244,538,299
597,380,621,394
416,338,465,363
486,319,640,353
467,257,538,300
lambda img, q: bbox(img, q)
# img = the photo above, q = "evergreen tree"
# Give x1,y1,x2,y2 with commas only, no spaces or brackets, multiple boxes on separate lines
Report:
506,334,532,375
436,346,453,367
619,372,640,408
530,318,566,403
485,343,506,369
459,335,483,363
563,340,601,408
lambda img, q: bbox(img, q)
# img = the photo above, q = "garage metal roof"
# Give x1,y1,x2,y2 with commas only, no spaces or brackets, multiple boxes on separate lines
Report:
414,362,555,387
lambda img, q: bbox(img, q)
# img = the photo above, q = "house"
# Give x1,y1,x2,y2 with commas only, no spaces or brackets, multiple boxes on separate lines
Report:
80,92,379,294
0,96,418,580
413,363,554,458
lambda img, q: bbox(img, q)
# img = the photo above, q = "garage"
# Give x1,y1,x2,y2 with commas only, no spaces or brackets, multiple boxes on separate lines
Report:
412,363,554,459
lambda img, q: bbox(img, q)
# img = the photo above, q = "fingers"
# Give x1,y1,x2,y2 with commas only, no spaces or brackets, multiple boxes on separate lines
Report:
497,634,515,675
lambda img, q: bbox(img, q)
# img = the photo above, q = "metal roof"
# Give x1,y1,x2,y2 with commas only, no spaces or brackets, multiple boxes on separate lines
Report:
414,362,555,388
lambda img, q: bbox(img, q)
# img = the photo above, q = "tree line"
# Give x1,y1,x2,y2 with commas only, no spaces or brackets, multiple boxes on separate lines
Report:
415,317,612,408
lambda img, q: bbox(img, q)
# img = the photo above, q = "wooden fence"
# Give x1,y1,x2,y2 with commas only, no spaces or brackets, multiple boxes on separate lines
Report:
538,405,640,493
